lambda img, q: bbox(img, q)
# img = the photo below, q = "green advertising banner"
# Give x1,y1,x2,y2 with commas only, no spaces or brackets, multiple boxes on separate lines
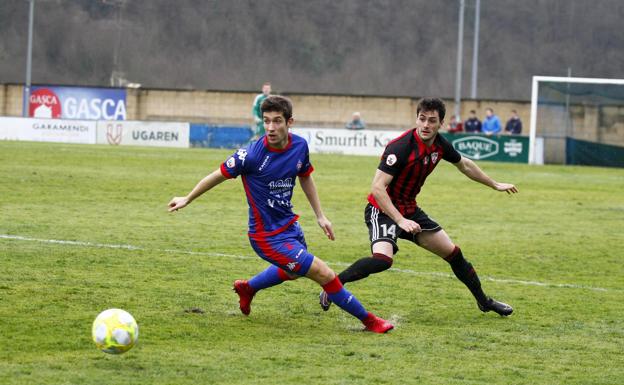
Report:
441,133,529,163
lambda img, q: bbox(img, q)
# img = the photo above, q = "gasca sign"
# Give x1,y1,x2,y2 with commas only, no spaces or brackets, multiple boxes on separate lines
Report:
442,133,529,163
29,85,127,121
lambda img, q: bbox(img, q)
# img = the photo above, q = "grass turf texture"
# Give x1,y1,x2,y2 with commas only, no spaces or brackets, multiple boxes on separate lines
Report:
1,140,623,385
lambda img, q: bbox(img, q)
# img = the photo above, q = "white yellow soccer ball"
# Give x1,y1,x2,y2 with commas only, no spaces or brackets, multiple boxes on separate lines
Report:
92,309,139,354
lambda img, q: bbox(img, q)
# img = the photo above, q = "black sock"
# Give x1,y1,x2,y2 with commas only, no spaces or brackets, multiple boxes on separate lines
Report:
338,253,393,284
444,247,488,305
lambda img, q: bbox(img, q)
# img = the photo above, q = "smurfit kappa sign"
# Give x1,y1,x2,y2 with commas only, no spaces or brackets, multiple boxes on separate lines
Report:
292,129,529,163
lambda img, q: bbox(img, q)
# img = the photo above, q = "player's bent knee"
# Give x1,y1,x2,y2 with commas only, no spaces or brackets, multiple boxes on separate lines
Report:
372,252,393,268
305,257,336,285
418,231,455,258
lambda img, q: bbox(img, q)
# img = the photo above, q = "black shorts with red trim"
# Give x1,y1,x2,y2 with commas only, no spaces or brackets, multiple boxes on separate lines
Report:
364,203,442,255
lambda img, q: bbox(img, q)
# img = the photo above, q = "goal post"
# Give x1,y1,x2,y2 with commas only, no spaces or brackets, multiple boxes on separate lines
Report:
529,76,624,165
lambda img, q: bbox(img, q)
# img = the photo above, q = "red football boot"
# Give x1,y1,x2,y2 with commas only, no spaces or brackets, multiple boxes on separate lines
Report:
362,312,394,333
233,280,255,316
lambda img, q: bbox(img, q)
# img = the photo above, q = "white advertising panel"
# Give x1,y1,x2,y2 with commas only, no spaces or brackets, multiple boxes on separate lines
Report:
0,117,96,144
291,128,403,156
96,121,190,148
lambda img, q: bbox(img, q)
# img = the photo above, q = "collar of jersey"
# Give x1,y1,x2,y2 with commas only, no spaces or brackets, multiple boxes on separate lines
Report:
263,133,293,153
413,128,437,152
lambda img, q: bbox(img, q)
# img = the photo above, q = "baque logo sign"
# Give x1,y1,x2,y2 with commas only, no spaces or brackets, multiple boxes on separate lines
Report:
452,136,499,160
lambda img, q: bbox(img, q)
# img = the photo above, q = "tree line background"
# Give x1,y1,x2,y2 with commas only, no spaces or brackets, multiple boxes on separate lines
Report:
1,0,622,101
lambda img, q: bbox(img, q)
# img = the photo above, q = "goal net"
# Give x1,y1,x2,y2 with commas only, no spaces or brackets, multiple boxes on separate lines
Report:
529,76,624,166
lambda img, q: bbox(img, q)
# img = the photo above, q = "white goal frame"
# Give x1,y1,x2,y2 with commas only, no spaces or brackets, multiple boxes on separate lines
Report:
529,76,624,164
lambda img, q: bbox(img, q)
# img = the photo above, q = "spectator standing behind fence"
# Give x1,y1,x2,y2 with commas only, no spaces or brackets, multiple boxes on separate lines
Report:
482,108,502,136
446,115,463,134
504,110,523,135
252,82,272,138
346,112,366,130
464,110,482,133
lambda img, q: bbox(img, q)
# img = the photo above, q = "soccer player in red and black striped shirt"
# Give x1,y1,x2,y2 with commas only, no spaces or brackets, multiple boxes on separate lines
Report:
321,98,518,316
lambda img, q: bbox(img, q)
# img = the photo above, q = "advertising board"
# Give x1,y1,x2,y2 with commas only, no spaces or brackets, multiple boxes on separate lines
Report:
96,121,189,148
0,117,96,144
29,85,127,121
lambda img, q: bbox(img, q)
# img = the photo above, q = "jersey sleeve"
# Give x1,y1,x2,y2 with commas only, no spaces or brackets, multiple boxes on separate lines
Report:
439,135,462,163
378,138,409,176
220,148,249,179
297,143,314,177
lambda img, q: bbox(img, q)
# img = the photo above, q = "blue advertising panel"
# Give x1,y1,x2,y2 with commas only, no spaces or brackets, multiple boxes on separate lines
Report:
189,124,253,148
29,85,127,120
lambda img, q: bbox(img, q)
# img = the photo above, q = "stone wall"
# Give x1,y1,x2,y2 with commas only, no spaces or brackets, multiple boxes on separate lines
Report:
3,84,621,149
0,84,532,132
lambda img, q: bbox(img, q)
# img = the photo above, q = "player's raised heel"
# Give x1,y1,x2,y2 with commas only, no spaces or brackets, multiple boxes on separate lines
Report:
319,290,332,311
362,312,394,333
478,297,513,316
233,280,255,316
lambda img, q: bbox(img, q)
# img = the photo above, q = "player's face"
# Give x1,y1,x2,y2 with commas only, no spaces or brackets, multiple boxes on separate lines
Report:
415,110,442,144
263,111,292,149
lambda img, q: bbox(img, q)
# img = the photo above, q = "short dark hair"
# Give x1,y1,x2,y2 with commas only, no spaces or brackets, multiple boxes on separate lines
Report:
416,98,446,121
261,95,293,121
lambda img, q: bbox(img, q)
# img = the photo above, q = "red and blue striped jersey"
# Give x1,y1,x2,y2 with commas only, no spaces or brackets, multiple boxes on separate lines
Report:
220,134,314,238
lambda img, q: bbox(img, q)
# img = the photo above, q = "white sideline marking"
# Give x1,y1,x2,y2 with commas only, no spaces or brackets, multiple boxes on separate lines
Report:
1,234,612,293
0,234,252,260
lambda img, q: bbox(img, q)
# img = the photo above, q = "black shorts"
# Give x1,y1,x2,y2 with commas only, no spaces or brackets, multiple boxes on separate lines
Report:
364,203,442,255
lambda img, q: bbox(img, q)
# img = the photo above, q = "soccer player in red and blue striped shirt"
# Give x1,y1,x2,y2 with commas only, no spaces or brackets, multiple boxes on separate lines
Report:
320,98,517,316
168,95,393,333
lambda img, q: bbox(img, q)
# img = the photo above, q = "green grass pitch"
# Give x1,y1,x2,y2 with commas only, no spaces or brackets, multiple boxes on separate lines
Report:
1,140,623,385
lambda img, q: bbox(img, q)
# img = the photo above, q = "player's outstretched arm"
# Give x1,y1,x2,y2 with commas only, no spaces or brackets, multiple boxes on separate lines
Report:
298,175,335,240
454,156,518,194
168,168,227,212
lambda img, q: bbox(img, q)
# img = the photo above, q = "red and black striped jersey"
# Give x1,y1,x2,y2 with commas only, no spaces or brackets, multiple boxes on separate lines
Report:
368,129,461,216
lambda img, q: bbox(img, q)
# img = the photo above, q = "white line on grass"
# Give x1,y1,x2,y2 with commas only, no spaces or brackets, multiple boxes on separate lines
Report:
1,234,611,293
